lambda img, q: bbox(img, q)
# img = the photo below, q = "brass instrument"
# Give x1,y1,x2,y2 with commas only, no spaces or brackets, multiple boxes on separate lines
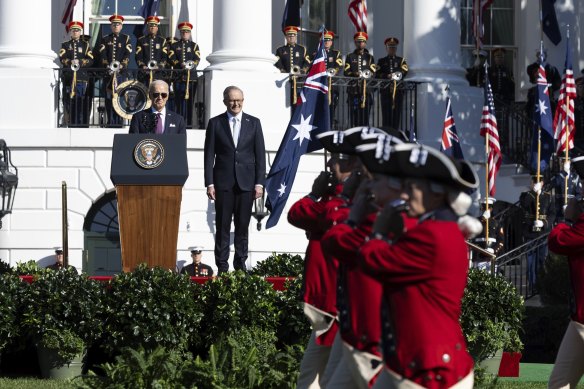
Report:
291,65,301,75
184,61,196,100
359,69,372,108
359,69,372,79
108,61,121,93
70,60,80,98
147,60,158,84
327,68,337,105
290,65,301,105
391,71,403,81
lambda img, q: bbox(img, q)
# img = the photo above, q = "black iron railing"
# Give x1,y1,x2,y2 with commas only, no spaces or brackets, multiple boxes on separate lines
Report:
54,68,206,129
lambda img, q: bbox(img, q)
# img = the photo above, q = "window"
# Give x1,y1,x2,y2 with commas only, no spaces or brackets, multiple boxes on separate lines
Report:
83,191,119,233
460,0,515,70
299,0,338,55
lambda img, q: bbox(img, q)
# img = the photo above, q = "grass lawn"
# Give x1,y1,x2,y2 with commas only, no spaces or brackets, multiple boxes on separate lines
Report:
0,378,74,388
496,363,584,388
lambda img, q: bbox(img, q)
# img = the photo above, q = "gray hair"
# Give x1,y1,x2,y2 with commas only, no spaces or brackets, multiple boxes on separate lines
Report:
223,85,244,100
148,80,169,96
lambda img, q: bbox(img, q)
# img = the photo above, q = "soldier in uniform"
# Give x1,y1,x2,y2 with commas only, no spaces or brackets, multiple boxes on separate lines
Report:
360,144,479,389
470,198,504,271
59,21,94,126
344,32,376,127
180,246,214,277
288,150,362,388
519,175,556,292
316,30,343,127
170,21,200,128
135,16,169,86
96,14,132,126
489,48,514,103
465,49,487,87
527,49,561,114
46,247,78,273
274,26,311,115
376,37,408,129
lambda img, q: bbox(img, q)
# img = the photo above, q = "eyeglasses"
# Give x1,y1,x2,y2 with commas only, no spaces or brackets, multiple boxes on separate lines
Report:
152,92,168,99
227,99,243,104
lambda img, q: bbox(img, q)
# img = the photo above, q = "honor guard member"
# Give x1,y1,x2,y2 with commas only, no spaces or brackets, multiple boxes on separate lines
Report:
470,198,504,271
489,48,514,103
135,16,169,86
360,144,479,389
547,156,584,389
275,26,311,115
519,175,556,292
180,246,214,277
170,22,200,127
59,21,94,126
344,32,376,127
465,49,487,87
47,247,78,273
376,37,408,129
316,30,343,126
97,14,132,126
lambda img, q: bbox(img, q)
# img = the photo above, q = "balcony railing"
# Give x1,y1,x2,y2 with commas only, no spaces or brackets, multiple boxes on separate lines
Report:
54,68,419,135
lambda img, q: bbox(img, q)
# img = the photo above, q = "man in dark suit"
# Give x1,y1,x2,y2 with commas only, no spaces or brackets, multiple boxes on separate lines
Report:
204,86,266,274
128,80,186,134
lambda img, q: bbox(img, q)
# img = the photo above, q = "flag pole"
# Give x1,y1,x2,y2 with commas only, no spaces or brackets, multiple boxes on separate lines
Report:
536,127,542,223
474,0,481,85
482,65,491,258
563,26,571,206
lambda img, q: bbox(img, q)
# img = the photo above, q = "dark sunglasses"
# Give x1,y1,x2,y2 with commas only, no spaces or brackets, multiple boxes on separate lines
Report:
152,92,168,99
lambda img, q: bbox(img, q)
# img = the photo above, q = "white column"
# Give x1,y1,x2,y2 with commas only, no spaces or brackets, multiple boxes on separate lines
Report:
206,0,278,71
404,0,467,85
0,0,57,128
0,0,56,68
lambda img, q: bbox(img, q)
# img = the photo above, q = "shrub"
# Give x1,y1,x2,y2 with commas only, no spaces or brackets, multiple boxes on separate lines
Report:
538,252,571,305
275,275,311,347
102,264,202,354
15,260,47,276
0,274,26,352
21,268,104,362
197,271,279,350
250,252,304,277
0,260,12,275
461,268,525,363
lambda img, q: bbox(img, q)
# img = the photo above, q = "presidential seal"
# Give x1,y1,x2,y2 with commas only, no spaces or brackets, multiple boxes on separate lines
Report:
134,139,165,169
113,80,151,120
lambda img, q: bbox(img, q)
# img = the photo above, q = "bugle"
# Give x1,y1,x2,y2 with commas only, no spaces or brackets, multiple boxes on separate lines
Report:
184,61,196,100
109,61,121,93
290,65,300,105
358,69,372,79
147,60,158,84
391,71,403,81
70,60,80,98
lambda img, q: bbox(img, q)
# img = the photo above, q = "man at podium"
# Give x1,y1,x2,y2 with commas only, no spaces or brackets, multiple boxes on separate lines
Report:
129,80,186,134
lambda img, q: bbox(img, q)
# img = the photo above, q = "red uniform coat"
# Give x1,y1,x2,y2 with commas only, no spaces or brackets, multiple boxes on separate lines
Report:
287,184,343,346
360,210,474,388
548,213,584,324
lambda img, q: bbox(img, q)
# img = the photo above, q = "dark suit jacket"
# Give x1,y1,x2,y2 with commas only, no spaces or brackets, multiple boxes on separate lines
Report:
128,109,186,134
204,112,266,191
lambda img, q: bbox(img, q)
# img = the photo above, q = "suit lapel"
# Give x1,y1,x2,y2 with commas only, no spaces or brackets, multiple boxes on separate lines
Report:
221,113,235,148
164,111,172,133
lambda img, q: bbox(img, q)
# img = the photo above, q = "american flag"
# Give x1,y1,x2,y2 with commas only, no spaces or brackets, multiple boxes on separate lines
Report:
472,0,493,49
480,64,501,196
61,0,77,30
440,95,464,160
348,0,368,33
264,30,330,229
553,31,576,155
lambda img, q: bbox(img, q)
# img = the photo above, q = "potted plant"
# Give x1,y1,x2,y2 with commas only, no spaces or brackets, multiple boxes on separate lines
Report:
21,268,104,379
461,268,524,377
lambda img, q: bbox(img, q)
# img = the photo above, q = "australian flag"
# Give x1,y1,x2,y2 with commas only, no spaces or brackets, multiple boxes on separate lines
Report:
440,95,464,160
530,42,555,172
264,30,331,229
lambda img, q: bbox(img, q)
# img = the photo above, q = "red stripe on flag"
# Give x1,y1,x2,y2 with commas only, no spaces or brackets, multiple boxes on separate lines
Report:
61,0,77,26
348,0,368,33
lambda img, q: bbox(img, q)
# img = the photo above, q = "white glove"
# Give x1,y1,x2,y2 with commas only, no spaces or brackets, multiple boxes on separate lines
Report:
457,215,483,239
486,247,495,254
533,219,544,229
564,161,571,174
533,182,543,195
482,209,491,220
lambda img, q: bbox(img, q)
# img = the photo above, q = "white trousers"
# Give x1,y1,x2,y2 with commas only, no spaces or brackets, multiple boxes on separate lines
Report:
297,330,332,389
548,320,584,389
320,332,344,387
326,340,383,389
372,367,474,389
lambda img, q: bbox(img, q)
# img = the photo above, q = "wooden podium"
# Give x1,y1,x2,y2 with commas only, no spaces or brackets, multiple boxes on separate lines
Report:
110,134,189,272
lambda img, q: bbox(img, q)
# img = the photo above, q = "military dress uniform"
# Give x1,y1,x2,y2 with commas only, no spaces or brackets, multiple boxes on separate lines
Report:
316,30,343,127
519,183,555,291
470,207,504,271
97,15,132,126
181,263,213,277
59,21,94,126
344,32,376,127
288,181,343,389
170,22,201,127
376,37,408,129
135,17,169,86
275,26,311,116
488,49,514,103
